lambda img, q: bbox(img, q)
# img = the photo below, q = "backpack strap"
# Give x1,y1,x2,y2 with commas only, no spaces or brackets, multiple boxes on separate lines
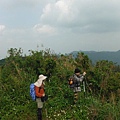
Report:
38,87,41,93
38,86,44,93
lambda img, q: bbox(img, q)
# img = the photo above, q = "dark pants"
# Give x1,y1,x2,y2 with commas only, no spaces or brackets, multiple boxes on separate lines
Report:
37,108,42,120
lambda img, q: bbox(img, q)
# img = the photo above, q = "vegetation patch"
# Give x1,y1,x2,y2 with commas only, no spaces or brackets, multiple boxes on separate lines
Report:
0,48,120,120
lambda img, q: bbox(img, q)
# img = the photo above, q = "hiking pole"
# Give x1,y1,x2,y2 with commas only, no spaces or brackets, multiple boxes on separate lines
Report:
83,81,85,98
83,76,86,98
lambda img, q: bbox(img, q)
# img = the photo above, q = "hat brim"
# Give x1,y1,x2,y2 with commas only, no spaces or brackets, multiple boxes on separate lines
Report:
34,76,47,87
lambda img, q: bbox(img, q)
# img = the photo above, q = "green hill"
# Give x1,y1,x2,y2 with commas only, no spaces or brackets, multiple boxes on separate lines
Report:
0,48,120,120
71,50,120,65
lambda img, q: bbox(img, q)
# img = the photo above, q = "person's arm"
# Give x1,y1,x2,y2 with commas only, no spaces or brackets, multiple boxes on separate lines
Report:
79,72,86,82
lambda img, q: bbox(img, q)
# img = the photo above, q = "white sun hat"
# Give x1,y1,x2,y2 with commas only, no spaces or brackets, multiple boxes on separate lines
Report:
34,74,47,87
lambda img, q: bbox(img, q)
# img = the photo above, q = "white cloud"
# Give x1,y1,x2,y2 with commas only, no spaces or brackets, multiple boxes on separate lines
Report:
0,25,5,35
41,0,75,25
33,24,56,35
40,0,120,32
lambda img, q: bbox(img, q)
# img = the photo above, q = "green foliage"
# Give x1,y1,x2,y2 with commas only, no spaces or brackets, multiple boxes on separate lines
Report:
0,48,120,120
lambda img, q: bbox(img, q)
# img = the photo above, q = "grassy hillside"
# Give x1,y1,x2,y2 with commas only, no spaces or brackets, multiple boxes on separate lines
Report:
0,48,120,120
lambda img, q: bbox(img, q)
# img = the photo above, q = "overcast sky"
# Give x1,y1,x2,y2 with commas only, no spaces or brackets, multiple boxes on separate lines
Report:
0,0,120,59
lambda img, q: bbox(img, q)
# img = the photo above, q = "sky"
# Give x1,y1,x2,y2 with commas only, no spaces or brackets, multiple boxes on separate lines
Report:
0,0,120,59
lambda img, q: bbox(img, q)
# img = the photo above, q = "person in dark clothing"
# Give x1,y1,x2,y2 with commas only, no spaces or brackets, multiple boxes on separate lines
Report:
71,68,86,103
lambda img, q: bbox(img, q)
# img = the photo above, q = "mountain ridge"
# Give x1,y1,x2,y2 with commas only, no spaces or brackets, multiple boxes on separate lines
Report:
70,50,120,65
0,50,120,65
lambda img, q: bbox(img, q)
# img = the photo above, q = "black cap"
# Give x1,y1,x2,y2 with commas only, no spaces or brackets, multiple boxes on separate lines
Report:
74,68,81,73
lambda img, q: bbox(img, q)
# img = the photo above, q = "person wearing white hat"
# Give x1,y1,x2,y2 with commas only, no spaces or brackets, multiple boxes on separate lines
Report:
34,74,47,120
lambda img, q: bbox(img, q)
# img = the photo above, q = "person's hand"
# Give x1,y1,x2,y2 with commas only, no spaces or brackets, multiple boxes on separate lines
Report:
43,93,45,97
83,72,86,76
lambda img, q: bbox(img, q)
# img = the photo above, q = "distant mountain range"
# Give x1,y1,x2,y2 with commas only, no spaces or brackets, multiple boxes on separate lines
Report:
0,50,120,66
70,50,120,65
0,59,5,66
